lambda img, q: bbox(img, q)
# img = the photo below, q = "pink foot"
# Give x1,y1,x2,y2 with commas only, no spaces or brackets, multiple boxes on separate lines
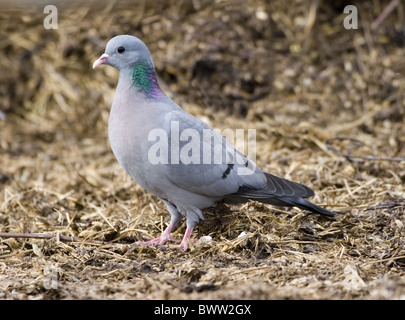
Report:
140,236,180,246
138,221,180,247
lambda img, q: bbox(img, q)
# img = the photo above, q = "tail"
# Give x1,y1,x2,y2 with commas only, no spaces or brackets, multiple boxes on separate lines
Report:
274,196,335,217
228,172,335,217
241,194,335,217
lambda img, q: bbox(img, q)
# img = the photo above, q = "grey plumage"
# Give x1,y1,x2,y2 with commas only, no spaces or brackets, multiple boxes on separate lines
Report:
93,35,334,251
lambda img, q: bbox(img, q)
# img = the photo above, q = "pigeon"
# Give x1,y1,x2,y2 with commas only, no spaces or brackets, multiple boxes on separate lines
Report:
93,35,334,251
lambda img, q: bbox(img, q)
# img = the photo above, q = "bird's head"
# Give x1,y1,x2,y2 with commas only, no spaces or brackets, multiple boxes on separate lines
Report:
93,35,152,71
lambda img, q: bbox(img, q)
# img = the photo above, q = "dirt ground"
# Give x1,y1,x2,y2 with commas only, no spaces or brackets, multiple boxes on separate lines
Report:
0,0,404,300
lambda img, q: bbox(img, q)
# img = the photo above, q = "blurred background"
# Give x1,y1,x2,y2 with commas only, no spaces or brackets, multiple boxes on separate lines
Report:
1,0,404,154
0,0,404,299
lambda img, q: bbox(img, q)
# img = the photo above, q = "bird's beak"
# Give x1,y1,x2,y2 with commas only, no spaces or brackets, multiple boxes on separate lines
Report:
93,53,109,69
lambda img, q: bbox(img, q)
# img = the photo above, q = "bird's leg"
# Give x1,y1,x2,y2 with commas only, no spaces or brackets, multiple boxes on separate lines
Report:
179,227,193,251
158,222,181,243
140,201,183,247
139,220,181,246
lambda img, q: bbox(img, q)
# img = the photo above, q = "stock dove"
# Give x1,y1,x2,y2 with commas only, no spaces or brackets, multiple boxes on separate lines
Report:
93,35,334,251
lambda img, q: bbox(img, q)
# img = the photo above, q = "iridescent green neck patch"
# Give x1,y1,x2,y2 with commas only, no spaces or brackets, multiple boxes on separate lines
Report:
132,61,165,99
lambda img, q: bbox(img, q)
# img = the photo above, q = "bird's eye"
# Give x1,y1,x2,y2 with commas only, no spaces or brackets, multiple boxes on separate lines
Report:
117,46,125,53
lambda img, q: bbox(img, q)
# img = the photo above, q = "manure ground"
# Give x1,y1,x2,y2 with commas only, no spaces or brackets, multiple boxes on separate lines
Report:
0,0,404,300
